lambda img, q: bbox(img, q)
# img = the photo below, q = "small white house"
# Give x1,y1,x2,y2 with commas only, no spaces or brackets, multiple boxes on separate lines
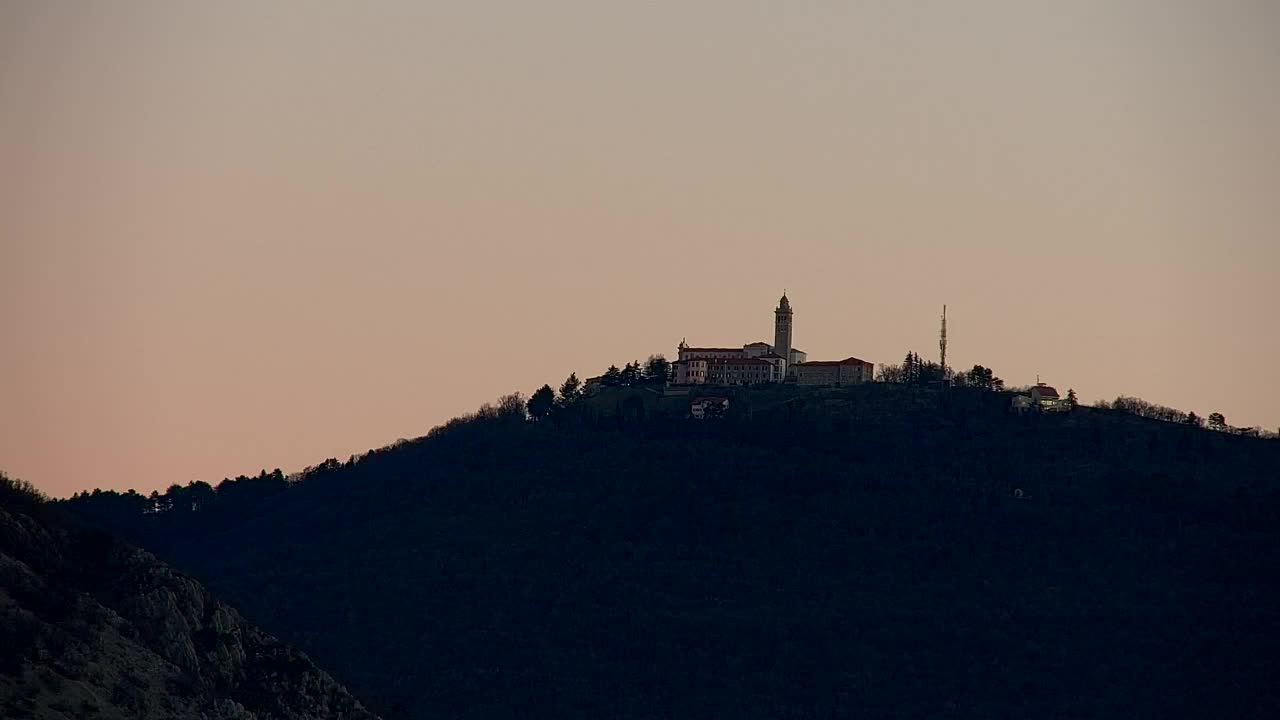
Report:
1030,384,1071,412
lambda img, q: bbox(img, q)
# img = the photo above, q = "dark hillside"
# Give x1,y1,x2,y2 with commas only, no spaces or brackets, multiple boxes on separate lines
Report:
0,475,379,720
67,387,1280,719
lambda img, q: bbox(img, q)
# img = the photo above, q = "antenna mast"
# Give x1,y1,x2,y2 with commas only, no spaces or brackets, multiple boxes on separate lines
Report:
939,304,948,383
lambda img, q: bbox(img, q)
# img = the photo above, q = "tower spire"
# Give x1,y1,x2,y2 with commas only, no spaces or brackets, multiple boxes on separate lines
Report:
774,291,794,379
939,304,948,383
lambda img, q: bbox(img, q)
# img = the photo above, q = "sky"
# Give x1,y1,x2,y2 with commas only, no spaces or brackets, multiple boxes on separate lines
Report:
2,1,1278,498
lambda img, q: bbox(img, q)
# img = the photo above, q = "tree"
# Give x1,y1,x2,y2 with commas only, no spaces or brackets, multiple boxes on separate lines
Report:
643,355,671,384
558,373,581,406
601,366,622,386
918,361,945,385
528,385,555,421
1066,388,1078,407
1183,411,1202,427
903,352,919,385
876,363,905,384
496,392,526,420
1207,412,1227,431
620,362,640,386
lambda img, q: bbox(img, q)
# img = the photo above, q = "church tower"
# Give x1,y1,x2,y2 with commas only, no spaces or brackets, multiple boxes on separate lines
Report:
774,292,793,375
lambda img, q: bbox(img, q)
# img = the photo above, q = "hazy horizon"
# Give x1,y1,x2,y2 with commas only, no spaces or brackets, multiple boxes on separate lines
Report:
3,1,1278,497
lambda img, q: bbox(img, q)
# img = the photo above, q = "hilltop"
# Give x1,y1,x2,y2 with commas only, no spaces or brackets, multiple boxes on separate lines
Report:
0,475,379,720
66,385,1280,719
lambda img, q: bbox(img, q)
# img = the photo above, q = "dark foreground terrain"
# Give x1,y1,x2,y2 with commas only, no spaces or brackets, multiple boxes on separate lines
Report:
0,476,378,720
68,386,1280,719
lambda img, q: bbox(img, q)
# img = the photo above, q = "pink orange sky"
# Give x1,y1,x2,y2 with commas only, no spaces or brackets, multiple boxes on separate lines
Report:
3,1,1278,498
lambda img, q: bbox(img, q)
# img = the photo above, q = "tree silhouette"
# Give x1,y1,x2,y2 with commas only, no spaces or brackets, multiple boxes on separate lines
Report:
558,373,581,406
620,362,640,386
918,360,945,385
964,365,1003,390
643,355,671,384
1066,388,1078,407
527,385,555,421
876,363,905,384
1208,412,1227,431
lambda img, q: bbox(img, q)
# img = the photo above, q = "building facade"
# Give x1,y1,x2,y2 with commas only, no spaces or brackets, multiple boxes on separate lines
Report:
671,292,862,386
673,293,804,384
674,356,781,385
793,357,876,386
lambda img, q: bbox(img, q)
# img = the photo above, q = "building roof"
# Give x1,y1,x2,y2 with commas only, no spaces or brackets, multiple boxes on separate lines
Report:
681,347,746,354
796,356,872,367
744,341,771,348
759,352,784,359
1034,384,1060,398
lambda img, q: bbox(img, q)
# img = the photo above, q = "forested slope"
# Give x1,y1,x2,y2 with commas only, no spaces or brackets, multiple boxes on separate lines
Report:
0,476,379,720
67,386,1280,719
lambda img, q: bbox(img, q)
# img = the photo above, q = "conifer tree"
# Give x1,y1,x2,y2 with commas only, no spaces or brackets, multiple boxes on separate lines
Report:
528,385,555,420
602,365,622,386
643,355,671,384
620,362,639,386
558,373,581,406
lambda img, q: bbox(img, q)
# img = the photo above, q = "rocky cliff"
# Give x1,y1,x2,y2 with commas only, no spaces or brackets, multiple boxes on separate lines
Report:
0,483,380,720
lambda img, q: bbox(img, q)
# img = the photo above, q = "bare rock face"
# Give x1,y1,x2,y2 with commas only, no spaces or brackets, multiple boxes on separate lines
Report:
0,498,380,720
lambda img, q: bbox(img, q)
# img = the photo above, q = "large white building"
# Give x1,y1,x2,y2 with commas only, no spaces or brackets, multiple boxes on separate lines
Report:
673,293,808,385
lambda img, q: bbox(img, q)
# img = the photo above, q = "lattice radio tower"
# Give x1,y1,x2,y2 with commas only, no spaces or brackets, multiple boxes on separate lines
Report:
939,304,948,382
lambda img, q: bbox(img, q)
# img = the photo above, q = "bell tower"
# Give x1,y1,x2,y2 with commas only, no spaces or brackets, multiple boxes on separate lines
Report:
774,292,793,375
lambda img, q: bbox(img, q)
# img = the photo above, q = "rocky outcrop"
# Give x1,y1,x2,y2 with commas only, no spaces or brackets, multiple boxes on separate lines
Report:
0,498,379,720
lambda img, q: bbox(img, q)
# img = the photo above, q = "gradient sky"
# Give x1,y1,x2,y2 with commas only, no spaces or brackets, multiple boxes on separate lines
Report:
3,1,1278,498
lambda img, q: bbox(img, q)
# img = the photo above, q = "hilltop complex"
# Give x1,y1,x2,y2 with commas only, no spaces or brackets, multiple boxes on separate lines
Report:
673,293,875,386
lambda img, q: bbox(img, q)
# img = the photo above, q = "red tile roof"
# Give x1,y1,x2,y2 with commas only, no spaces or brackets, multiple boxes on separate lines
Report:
1034,385,1060,398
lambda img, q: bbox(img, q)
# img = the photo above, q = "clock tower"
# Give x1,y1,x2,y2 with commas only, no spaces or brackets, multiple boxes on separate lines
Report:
774,292,793,376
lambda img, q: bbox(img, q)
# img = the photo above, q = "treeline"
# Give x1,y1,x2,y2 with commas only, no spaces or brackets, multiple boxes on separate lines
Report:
65,369,1278,544
527,355,670,421
596,355,672,387
0,471,46,513
1099,396,1277,438
65,469,291,540
877,352,1005,390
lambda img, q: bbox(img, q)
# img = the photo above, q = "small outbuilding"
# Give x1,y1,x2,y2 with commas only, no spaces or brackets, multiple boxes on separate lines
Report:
1031,383,1071,412
690,396,729,419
